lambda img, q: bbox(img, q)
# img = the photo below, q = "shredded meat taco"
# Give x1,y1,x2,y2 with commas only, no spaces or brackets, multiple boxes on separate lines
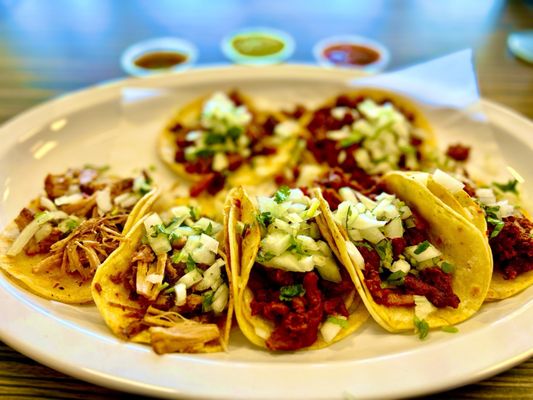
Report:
0,167,157,304
225,186,368,351
315,171,492,333
158,90,305,199
420,169,533,300
92,202,232,354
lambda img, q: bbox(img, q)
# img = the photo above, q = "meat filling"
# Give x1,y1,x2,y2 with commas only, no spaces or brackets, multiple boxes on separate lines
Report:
249,264,354,351
489,216,533,280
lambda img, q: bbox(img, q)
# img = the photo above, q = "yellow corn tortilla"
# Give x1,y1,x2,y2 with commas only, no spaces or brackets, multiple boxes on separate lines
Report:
225,187,368,351
422,173,533,301
315,171,492,332
92,203,233,353
0,189,158,304
158,91,301,187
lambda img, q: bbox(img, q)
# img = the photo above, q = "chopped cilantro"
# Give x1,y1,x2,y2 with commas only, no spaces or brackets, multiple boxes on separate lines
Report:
205,222,213,236
189,207,199,220
170,251,181,264
414,240,430,255
327,316,349,328
274,186,291,204
158,282,170,292
487,217,504,239
148,164,157,172
345,205,353,228
440,262,455,274
279,284,306,301
185,254,197,272
339,133,363,148
414,316,429,340
386,270,406,285
493,179,519,195
195,149,215,158
151,224,167,238
441,325,459,334
256,251,275,263
483,205,500,219
202,291,214,312
65,219,80,231
375,240,393,269
227,126,242,141
288,235,305,255
256,211,273,227
204,132,226,145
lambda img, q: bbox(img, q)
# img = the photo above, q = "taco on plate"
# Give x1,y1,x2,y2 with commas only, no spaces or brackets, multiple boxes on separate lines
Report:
0,167,157,304
158,90,304,198
225,186,368,351
305,89,438,190
421,169,533,300
92,202,232,354
315,170,492,333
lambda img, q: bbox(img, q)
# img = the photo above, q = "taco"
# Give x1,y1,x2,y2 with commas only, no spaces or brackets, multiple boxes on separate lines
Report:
158,90,304,198
226,186,368,351
315,171,492,333
0,167,157,304
305,89,438,190
422,169,533,300
92,203,232,354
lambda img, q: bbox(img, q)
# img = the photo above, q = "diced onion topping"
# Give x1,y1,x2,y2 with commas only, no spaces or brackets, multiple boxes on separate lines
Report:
433,169,465,194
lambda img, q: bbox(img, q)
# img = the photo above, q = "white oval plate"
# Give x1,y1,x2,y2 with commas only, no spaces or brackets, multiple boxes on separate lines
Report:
0,66,531,400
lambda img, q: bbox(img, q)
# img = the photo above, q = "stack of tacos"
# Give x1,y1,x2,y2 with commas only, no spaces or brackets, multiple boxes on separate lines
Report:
416,169,533,300
314,172,492,332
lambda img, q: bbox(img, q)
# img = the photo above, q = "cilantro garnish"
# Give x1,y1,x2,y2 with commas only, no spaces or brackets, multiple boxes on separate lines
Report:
339,133,363,148
441,325,459,334
483,205,500,219
279,284,306,301
170,251,181,264
227,126,242,141
256,251,275,263
189,207,199,220
345,205,353,228
288,235,305,255
65,219,80,231
274,186,291,204
185,254,197,272
195,149,215,158
487,217,504,239
375,240,393,269
202,291,214,312
440,262,455,274
327,316,349,328
414,316,429,340
256,211,273,227
492,179,519,195
414,240,430,255
204,132,226,145
205,222,213,236
386,270,406,286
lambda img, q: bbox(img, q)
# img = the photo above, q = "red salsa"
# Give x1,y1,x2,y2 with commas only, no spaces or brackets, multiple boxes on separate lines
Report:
322,44,380,66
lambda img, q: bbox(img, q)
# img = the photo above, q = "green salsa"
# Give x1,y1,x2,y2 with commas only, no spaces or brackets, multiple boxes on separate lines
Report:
231,35,285,57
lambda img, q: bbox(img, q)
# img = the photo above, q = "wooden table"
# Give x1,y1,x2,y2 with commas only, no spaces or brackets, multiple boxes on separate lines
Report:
0,1,531,399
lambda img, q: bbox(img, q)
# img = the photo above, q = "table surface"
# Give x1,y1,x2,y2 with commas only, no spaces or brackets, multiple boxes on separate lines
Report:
0,1,532,399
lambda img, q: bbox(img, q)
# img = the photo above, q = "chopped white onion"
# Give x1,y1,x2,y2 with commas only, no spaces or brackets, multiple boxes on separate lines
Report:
39,197,57,211
96,188,112,215
211,283,229,314
174,283,187,306
54,193,84,206
433,169,464,194
177,269,203,289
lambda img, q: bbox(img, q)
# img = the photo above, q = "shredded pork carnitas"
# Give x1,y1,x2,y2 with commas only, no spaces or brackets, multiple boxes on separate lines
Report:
32,214,127,280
